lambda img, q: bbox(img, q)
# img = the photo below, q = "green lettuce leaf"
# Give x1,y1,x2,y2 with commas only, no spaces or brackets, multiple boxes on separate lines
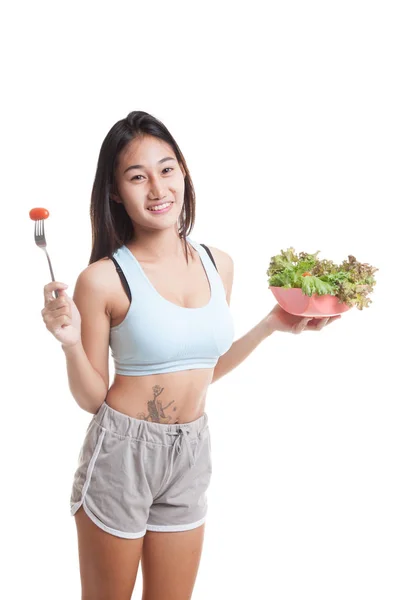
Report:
267,248,378,310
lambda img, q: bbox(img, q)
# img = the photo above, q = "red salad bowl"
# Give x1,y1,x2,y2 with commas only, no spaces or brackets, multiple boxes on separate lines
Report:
269,286,353,317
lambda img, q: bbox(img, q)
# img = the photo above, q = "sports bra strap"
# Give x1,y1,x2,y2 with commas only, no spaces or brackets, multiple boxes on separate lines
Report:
200,244,218,272
110,243,217,303
110,256,132,302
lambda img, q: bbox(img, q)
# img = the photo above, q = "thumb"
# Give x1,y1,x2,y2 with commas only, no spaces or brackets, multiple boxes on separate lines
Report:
57,288,69,298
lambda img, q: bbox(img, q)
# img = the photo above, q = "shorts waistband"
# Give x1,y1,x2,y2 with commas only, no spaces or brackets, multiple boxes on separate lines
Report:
94,401,208,445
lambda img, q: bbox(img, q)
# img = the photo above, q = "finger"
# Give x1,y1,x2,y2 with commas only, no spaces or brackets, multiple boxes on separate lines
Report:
327,315,342,325
307,317,325,331
299,317,317,330
44,282,68,305
42,302,70,323
44,297,69,312
50,304,71,318
294,317,312,334
316,317,330,330
52,314,72,332
42,299,69,318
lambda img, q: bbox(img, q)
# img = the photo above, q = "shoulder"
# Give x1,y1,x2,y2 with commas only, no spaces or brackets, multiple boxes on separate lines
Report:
74,256,119,317
204,245,234,304
76,256,113,288
206,246,233,272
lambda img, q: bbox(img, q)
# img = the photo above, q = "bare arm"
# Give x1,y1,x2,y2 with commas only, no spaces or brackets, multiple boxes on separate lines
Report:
62,340,108,414
62,264,111,414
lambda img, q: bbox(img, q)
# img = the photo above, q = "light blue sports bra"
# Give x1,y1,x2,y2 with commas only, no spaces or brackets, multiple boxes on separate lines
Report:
109,236,235,376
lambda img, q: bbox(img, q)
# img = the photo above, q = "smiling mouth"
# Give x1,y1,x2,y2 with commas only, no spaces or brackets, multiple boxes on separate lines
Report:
147,201,173,212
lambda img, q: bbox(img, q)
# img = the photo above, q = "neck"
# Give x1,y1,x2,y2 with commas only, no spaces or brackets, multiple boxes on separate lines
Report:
127,229,189,261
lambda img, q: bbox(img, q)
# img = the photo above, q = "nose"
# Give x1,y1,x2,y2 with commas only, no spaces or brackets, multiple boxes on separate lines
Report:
149,178,167,201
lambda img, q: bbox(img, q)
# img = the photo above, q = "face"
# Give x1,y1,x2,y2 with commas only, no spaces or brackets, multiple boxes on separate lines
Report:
112,135,186,231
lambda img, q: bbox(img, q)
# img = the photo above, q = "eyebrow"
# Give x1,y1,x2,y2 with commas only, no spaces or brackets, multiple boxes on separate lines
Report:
123,156,176,174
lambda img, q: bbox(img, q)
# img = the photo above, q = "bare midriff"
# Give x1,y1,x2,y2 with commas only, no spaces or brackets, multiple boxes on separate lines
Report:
105,368,214,424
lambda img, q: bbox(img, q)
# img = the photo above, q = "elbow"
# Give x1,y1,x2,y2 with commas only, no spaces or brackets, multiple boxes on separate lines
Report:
80,401,105,415
75,392,107,415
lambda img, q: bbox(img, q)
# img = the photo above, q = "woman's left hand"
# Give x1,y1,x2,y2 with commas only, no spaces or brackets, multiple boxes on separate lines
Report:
265,303,342,335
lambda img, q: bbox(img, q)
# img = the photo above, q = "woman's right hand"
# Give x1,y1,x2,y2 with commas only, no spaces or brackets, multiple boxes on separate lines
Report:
41,282,82,348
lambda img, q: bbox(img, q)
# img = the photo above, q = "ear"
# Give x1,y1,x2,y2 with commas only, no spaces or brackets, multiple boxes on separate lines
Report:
110,192,122,203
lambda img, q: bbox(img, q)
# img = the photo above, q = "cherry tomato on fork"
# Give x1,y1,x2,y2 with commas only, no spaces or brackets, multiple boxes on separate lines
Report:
29,207,49,220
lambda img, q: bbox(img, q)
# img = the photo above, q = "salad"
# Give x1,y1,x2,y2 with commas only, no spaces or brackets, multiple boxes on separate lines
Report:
267,248,378,310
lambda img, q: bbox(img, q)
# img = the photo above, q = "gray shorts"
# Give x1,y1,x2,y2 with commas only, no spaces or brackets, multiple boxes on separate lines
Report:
70,401,212,539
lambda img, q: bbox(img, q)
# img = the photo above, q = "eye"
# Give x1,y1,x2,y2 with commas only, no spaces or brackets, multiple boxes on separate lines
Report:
130,167,174,181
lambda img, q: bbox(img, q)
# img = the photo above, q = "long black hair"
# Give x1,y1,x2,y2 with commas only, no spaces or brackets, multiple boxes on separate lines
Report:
88,111,197,265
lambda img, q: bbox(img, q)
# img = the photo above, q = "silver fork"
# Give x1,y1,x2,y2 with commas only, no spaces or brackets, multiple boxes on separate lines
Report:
34,219,59,299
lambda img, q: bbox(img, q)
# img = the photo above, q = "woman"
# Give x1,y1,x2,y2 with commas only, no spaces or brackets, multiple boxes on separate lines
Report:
41,110,340,600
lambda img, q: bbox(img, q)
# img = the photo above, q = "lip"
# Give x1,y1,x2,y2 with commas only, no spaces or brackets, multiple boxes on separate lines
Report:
146,200,172,208
147,201,173,213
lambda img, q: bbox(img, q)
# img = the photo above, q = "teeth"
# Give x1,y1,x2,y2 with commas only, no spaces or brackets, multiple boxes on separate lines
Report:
148,202,171,212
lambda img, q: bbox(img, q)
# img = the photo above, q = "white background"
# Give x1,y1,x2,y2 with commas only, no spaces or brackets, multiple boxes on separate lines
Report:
2,1,399,598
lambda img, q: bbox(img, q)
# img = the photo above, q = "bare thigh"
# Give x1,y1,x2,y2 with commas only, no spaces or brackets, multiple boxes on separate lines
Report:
141,523,206,600
74,506,144,600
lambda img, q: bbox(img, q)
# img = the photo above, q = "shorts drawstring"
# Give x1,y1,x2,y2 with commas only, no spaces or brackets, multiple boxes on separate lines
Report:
154,427,196,498
167,427,196,468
